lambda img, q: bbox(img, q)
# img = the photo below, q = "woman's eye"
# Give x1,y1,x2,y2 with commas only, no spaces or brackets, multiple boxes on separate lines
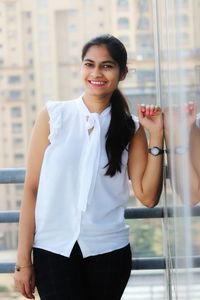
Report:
84,63,93,67
103,65,113,69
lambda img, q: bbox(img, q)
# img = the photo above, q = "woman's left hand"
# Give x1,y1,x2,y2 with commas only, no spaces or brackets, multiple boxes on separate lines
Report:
137,104,163,135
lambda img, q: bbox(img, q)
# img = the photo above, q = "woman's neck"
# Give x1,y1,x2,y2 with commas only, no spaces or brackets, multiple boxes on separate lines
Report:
82,95,111,113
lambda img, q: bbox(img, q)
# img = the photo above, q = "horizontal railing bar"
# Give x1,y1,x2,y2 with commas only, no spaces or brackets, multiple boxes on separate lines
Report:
125,207,164,219
0,211,19,223
0,206,200,223
1,256,199,273
125,206,200,218
133,257,165,270
0,168,25,184
0,167,169,184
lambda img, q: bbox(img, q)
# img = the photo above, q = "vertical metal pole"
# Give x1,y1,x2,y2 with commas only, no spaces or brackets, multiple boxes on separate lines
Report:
151,0,173,299
152,0,162,106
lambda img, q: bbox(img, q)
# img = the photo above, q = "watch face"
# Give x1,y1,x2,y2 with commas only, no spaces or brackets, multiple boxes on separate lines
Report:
151,147,159,155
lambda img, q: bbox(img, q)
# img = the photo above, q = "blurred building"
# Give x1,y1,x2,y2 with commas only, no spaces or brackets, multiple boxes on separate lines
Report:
0,0,199,249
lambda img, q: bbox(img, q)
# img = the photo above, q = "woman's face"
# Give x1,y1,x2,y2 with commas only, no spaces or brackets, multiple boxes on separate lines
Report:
81,45,122,100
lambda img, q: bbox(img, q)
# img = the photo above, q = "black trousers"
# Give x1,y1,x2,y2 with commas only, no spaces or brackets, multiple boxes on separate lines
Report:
33,242,132,300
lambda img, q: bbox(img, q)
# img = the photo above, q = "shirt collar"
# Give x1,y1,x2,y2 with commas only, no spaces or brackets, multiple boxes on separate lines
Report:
77,96,111,118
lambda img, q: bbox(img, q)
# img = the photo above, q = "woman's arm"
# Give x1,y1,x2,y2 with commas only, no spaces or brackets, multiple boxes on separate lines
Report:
14,107,50,299
128,105,164,208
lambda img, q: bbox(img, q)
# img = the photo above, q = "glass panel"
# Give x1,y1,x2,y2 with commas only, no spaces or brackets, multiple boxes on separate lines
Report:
155,0,200,299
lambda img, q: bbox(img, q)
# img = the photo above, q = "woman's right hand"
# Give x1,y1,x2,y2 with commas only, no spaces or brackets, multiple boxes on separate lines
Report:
137,104,163,136
14,266,35,299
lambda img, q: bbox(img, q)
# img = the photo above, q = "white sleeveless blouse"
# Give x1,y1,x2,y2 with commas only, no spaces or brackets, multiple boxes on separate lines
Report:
33,96,139,258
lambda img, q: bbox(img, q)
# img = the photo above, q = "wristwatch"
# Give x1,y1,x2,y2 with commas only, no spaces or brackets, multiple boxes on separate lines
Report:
148,147,164,156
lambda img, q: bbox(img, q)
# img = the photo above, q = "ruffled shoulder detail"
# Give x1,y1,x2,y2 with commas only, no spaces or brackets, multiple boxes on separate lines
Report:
131,114,140,132
46,101,63,143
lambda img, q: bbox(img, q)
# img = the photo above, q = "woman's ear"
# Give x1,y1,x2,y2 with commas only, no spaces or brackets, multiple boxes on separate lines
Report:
120,66,128,81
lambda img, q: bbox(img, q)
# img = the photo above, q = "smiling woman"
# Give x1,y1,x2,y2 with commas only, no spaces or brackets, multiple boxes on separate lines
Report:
14,34,164,300
81,46,122,100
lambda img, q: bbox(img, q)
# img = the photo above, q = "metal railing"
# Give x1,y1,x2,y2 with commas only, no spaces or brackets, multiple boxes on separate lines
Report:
0,168,200,273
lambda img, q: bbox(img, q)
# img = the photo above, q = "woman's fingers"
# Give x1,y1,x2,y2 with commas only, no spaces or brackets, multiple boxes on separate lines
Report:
15,281,29,299
31,274,36,294
24,280,35,299
14,270,35,299
138,104,161,116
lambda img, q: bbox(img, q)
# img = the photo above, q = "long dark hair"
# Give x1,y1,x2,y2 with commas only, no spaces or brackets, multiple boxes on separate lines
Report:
82,34,135,177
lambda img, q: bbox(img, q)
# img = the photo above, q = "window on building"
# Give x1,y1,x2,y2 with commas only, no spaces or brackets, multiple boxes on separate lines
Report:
7,15,16,23
31,90,35,96
177,32,189,45
8,75,21,84
69,41,78,48
11,107,22,117
16,199,21,209
176,14,189,26
178,0,189,7
38,15,49,26
137,16,150,30
25,12,32,18
7,30,16,39
39,46,49,58
5,3,16,13
67,9,78,16
28,58,33,65
13,137,23,145
137,70,155,83
68,24,77,32
32,105,36,111
117,17,129,29
12,123,22,133
16,184,23,191
137,0,149,12
8,90,21,101
117,0,129,9
37,0,48,8
39,31,49,41
29,74,34,81
14,153,25,166
28,42,33,50
136,34,153,50
27,28,32,34
14,153,24,160
84,0,92,4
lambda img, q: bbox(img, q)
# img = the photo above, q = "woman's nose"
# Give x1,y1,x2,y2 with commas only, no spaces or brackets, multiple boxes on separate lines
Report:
91,67,102,77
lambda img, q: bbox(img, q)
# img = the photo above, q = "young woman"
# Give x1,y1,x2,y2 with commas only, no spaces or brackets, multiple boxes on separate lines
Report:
14,34,164,300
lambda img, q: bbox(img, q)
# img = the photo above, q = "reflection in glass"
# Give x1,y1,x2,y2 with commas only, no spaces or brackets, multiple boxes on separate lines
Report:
155,0,200,298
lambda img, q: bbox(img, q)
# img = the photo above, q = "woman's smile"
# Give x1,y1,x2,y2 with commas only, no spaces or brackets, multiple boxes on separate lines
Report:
88,80,107,87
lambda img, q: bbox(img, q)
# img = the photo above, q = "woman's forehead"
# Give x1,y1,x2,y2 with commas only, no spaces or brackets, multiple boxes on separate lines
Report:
83,45,115,62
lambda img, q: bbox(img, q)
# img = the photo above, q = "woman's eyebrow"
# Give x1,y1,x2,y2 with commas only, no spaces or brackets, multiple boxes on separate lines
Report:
83,58,116,65
102,60,116,65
